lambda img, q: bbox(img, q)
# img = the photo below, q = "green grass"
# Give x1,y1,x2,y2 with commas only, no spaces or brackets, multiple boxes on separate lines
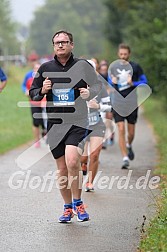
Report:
139,97,167,252
0,65,33,154
143,98,167,176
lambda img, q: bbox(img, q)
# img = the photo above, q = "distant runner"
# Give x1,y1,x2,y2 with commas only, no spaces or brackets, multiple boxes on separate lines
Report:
109,44,147,169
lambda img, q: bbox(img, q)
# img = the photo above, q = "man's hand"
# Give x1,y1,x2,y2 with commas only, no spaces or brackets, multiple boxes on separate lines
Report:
111,75,117,85
0,81,7,93
79,88,90,100
41,77,52,94
87,98,100,109
25,89,29,96
127,74,133,86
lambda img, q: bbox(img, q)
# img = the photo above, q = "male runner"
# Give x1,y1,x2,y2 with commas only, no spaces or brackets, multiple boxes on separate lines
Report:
110,44,147,169
29,30,101,222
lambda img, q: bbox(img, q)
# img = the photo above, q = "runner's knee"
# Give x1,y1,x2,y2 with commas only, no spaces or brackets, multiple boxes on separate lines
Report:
66,158,79,172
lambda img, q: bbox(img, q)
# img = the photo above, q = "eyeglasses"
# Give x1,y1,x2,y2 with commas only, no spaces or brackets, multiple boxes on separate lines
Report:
53,41,71,47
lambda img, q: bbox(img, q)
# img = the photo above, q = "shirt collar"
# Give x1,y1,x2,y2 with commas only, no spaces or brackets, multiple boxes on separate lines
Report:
54,53,74,66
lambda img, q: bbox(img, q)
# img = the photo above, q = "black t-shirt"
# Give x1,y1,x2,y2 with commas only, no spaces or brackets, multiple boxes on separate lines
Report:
29,54,101,124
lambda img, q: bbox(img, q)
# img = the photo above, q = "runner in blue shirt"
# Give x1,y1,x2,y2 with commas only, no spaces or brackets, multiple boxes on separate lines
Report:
0,67,7,93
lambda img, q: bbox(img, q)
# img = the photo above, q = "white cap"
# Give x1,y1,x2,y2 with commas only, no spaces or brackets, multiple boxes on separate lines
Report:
87,60,96,70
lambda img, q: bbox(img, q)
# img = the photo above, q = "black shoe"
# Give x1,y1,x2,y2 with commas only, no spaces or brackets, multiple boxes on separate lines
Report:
127,146,135,160
121,159,129,169
81,163,87,175
102,141,107,149
42,129,47,138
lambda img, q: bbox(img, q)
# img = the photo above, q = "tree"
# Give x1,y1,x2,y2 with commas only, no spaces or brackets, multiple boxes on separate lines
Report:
0,0,19,55
104,0,133,46
28,0,107,57
104,0,167,106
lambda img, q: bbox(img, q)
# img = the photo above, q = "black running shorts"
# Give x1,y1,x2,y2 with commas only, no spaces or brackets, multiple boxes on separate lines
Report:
30,105,45,128
113,108,138,124
47,122,91,159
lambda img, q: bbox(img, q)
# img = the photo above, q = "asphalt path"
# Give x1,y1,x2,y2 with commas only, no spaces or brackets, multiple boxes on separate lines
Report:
0,110,158,252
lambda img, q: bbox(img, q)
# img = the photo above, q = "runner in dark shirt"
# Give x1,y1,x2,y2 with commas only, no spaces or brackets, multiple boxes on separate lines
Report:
108,43,147,169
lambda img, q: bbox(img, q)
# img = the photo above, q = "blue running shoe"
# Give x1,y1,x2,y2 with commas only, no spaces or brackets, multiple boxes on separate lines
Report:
72,202,77,215
72,200,85,215
75,202,89,222
58,207,74,223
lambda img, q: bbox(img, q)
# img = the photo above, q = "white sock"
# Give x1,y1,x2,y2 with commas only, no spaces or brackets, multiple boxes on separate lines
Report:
126,143,131,148
123,156,129,161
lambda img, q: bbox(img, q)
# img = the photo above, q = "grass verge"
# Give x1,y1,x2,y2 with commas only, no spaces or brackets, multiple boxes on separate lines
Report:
0,65,33,154
139,97,167,251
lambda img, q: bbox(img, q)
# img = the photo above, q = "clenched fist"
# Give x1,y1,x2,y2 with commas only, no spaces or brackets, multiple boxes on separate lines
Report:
41,77,52,94
79,88,90,100
87,98,100,109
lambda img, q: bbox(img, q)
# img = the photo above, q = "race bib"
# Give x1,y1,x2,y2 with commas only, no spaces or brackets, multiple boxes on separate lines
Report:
53,88,75,106
88,112,100,126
